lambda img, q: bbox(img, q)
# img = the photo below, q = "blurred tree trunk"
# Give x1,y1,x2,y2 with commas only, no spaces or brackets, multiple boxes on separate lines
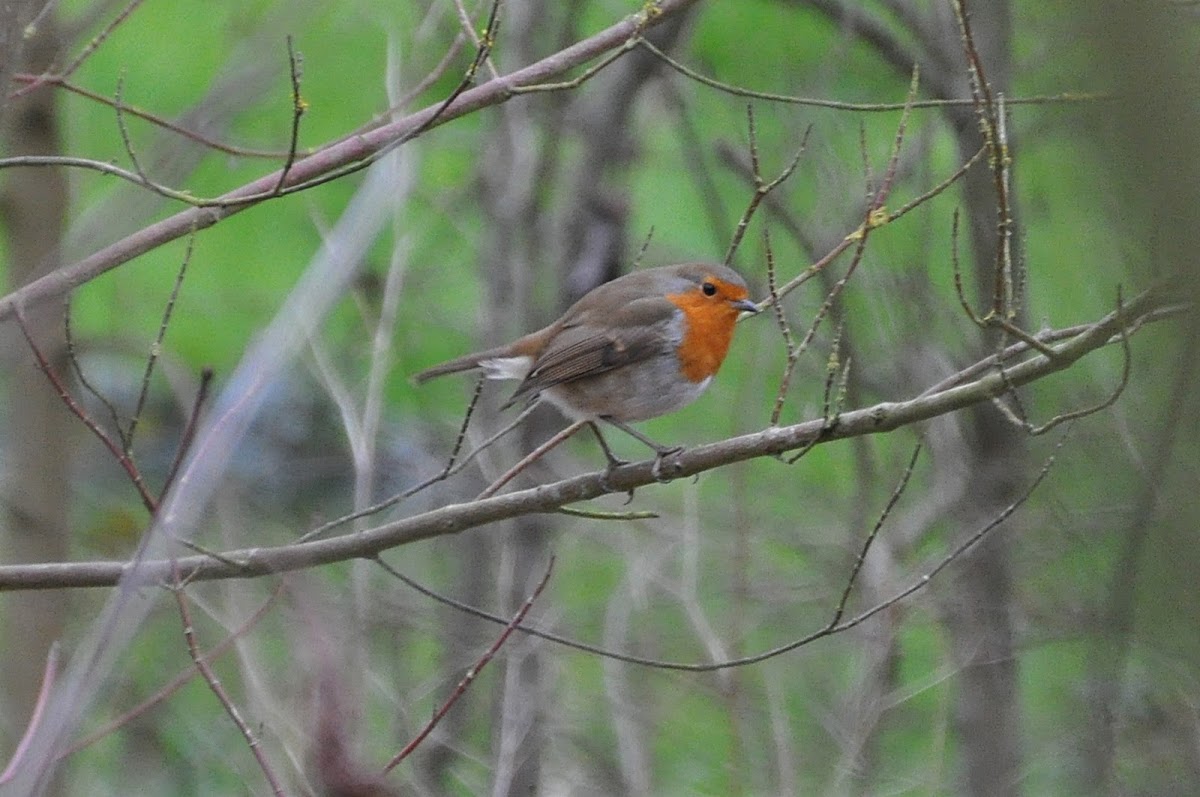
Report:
468,3,693,792
804,3,1025,792
934,6,1026,796
0,5,71,794
1076,4,1200,794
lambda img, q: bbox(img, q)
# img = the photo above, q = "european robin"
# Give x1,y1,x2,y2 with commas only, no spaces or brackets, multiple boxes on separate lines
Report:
414,262,758,474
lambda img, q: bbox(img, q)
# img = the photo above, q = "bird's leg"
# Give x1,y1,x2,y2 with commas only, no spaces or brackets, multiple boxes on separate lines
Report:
601,417,684,483
586,421,633,496
587,421,627,469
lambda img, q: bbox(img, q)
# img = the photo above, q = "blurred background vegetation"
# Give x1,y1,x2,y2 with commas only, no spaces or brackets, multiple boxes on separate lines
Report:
1,0,1198,795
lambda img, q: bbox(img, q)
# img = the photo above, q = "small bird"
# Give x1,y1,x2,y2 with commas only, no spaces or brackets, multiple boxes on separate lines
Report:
414,262,758,474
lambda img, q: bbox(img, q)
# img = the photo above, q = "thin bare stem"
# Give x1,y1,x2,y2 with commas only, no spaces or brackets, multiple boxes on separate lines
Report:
60,584,283,759
271,36,306,195
637,37,1101,112
511,39,636,94
160,367,214,500
723,109,809,266
477,419,590,499
828,443,922,627
171,565,285,796
128,233,195,448
114,71,151,188
952,0,1015,319
15,306,158,514
11,74,296,157
765,228,799,426
64,294,128,449
380,555,555,773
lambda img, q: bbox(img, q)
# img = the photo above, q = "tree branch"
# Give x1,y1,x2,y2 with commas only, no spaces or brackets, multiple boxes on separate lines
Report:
0,0,701,325
0,286,1169,592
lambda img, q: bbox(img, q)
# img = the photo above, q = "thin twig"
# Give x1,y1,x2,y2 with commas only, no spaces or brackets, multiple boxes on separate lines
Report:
766,227,798,425
722,108,809,266
171,564,286,796
61,584,283,759
477,419,590,499
272,36,306,195
828,443,922,627
15,306,158,514
11,74,296,157
380,555,555,774
952,0,1015,320
375,438,1055,673
128,233,195,448
511,39,637,94
160,367,214,500
64,294,128,449
114,71,151,188
637,37,1101,112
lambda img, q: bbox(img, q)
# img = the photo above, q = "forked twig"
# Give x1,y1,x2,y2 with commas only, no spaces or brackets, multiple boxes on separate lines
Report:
297,376,490,543
376,434,1062,674
15,306,158,513
723,106,809,266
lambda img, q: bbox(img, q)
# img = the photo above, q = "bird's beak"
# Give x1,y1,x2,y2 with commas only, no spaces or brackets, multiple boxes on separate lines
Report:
732,298,759,314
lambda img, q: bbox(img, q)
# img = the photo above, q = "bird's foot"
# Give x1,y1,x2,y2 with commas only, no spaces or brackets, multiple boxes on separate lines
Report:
598,454,629,494
650,446,685,483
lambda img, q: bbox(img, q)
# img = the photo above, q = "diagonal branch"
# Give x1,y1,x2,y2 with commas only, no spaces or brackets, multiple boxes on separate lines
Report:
0,0,702,325
0,285,1170,593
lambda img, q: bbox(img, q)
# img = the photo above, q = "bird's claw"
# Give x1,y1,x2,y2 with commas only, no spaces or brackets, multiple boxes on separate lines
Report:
598,466,637,502
650,446,684,483
599,455,629,494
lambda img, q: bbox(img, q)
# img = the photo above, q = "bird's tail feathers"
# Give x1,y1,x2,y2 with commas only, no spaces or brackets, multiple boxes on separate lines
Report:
412,345,529,385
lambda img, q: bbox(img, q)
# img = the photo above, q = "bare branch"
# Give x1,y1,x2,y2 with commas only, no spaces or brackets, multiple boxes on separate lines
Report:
170,566,285,796
0,286,1168,592
637,37,1096,112
379,555,554,774
0,0,704,325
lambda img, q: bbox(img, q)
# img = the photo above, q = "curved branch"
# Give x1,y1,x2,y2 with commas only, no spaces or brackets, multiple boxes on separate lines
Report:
0,286,1169,592
0,0,701,325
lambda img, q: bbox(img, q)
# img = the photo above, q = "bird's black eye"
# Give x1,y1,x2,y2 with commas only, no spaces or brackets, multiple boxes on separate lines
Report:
702,281,717,296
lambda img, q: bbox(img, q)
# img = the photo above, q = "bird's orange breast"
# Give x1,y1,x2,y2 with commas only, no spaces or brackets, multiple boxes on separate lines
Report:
666,291,742,383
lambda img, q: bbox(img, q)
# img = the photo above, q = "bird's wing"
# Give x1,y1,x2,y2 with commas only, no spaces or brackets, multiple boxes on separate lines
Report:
508,296,677,400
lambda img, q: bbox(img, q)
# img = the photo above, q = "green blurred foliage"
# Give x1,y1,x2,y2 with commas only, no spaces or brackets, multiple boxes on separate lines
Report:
7,0,1195,794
